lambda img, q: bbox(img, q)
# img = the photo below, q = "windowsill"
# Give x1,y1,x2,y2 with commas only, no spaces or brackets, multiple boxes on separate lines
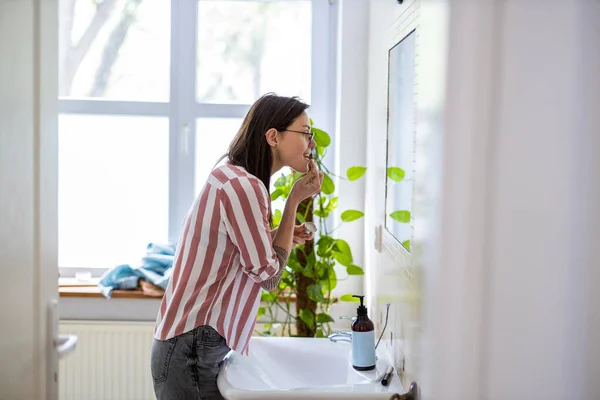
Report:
58,278,336,303
58,283,334,303
58,281,340,323
59,284,163,299
59,277,164,299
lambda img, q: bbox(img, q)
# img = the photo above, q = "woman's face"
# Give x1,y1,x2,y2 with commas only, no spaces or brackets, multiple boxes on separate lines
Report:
276,112,316,174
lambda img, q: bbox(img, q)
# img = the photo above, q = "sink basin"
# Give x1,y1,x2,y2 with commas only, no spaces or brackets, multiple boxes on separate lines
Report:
217,337,403,399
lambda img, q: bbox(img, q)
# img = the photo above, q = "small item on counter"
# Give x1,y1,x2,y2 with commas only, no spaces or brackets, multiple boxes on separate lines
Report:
381,366,394,386
304,221,318,234
351,295,376,371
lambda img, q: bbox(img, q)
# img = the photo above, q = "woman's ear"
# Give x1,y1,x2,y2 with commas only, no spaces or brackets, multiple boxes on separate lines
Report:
264,128,280,147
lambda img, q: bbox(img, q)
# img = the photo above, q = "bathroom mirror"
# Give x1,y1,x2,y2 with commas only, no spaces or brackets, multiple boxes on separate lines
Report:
384,30,416,250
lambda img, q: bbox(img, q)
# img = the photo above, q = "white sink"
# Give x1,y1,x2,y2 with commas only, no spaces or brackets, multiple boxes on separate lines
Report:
217,337,403,399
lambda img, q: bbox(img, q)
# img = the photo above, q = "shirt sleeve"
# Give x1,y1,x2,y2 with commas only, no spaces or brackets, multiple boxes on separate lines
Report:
260,245,289,292
219,176,282,283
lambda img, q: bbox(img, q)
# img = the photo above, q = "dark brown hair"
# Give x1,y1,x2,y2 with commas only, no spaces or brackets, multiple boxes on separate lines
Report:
224,93,309,193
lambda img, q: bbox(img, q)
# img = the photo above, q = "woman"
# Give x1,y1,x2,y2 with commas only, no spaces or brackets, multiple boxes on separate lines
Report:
151,93,324,399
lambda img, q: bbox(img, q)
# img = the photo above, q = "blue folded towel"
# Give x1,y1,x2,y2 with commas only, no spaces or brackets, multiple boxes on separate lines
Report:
98,242,176,298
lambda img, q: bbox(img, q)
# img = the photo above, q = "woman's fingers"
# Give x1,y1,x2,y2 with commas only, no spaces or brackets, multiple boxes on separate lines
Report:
307,162,318,181
292,224,314,246
297,231,312,239
313,172,324,191
293,237,305,245
290,161,323,201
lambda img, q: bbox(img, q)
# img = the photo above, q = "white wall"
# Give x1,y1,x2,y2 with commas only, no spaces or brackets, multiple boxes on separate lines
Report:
0,0,59,398
328,0,370,326
422,1,600,399
365,0,428,390
366,1,600,398
482,2,600,399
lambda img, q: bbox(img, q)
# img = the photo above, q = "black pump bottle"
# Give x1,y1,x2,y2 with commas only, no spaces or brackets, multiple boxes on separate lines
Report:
351,295,376,371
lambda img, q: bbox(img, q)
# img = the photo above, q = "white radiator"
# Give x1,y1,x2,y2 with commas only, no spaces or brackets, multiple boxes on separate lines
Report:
59,321,156,400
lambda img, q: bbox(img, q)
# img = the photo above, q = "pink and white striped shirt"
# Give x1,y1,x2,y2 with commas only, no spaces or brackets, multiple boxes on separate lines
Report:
154,161,283,355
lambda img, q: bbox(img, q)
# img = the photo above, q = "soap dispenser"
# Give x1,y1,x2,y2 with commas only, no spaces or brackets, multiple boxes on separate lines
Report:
351,295,376,371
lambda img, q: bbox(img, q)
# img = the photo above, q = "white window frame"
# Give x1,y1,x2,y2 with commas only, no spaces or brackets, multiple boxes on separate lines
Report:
58,0,337,279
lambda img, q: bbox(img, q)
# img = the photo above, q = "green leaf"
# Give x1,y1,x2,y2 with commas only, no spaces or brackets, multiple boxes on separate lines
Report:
314,260,328,279
296,212,306,224
317,236,335,257
327,197,339,211
273,209,283,227
317,146,325,156
313,128,331,148
346,265,365,275
341,210,364,222
333,239,353,266
273,173,295,199
322,174,335,195
307,249,316,267
390,210,411,223
402,240,411,250
261,291,277,302
315,196,337,220
340,294,360,302
347,166,367,181
280,279,292,289
257,306,266,319
302,267,314,279
274,174,290,188
299,309,314,328
315,328,325,338
291,171,304,184
387,167,405,182
301,251,317,278
319,195,327,207
307,284,325,302
316,210,329,219
321,267,338,291
316,313,335,324
270,189,282,201
287,254,303,273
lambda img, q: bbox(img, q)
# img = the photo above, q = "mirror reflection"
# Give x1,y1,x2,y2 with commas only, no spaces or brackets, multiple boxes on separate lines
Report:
385,30,416,250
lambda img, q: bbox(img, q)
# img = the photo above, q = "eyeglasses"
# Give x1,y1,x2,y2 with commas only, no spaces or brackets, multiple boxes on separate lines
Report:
283,129,314,142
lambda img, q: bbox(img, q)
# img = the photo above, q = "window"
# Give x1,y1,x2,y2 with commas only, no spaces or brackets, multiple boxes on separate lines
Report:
58,0,333,276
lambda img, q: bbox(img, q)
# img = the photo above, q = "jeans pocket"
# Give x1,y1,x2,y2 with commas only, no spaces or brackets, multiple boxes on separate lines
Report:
197,326,226,348
151,337,177,383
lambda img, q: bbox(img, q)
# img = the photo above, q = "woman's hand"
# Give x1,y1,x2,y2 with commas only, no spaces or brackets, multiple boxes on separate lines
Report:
292,223,314,245
289,160,324,204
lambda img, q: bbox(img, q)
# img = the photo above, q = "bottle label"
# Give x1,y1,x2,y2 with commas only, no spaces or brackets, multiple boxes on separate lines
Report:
351,330,376,367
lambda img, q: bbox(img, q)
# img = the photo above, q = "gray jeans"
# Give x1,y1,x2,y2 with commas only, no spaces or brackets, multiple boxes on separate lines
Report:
151,325,231,400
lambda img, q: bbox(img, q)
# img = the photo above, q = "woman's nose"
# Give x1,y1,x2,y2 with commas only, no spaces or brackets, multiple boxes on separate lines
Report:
309,138,316,149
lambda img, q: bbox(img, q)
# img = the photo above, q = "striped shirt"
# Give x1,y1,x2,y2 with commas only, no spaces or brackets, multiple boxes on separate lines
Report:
154,161,285,355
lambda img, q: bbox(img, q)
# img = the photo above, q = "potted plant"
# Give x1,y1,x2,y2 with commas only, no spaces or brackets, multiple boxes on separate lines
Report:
256,122,409,337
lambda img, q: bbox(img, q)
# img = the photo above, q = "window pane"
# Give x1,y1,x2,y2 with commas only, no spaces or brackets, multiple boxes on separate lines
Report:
59,0,170,101
195,118,243,196
197,1,311,104
59,115,169,268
